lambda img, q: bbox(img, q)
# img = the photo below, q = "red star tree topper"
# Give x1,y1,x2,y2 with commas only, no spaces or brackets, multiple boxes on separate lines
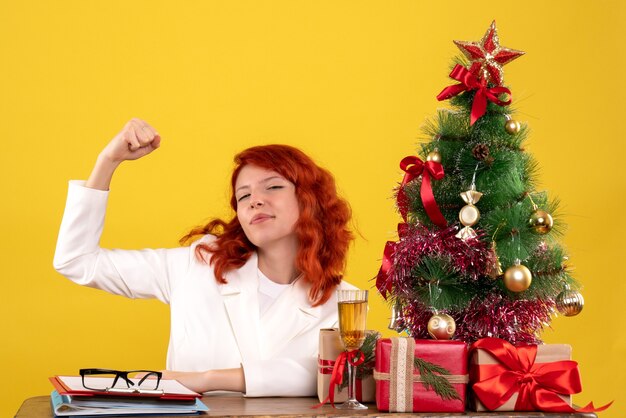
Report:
454,20,524,86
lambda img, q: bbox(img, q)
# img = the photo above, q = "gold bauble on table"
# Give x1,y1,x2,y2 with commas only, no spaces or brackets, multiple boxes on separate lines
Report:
529,209,554,234
504,119,521,135
503,262,532,292
426,150,442,164
427,313,456,340
556,288,584,316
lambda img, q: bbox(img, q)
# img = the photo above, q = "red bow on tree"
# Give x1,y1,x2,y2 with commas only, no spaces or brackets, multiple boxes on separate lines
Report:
396,156,447,227
378,155,447,299
470,338,612,413
375,223,410,299
437,64,512,125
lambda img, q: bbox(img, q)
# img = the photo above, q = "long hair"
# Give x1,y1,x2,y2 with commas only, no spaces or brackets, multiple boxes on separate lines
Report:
180,144,353,306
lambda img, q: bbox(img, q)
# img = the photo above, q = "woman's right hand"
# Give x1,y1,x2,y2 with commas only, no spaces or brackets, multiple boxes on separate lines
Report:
100,118,161,164
85,118,161,190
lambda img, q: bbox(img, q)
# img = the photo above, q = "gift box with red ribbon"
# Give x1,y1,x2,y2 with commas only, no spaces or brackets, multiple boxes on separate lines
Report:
316,328,377,404
470,337,611,413
373,337,468,412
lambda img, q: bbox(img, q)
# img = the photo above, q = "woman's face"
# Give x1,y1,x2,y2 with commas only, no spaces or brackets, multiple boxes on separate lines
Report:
235,164,300,250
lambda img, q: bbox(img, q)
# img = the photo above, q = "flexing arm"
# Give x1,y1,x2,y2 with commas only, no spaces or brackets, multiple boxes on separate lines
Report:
86,118,161,190
53,118,180,302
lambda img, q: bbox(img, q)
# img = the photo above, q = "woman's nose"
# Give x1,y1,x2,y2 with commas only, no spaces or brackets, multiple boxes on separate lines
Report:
250,199,264,208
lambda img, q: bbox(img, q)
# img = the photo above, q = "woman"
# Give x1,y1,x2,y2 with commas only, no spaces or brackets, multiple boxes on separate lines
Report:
53,118,356,396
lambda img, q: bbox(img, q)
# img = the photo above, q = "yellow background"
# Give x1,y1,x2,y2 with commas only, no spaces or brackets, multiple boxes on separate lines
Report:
1,1,624,416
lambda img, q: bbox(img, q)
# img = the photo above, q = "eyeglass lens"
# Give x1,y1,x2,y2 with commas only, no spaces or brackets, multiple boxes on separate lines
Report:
80,369,162,391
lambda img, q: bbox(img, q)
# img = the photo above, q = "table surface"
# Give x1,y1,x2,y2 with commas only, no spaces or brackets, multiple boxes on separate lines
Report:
15,394,598,418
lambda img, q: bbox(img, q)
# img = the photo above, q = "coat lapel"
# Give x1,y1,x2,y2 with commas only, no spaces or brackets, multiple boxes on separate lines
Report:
220,253,262,364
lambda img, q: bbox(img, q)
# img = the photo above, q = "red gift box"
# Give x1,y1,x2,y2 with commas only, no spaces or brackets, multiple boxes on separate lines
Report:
373,337,468,412
470,337,572,411
469,337,612,413
317,328,377,403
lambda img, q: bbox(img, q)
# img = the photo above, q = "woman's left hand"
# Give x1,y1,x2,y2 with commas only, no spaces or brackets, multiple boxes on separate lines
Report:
139,367,245,394
158,370,211,394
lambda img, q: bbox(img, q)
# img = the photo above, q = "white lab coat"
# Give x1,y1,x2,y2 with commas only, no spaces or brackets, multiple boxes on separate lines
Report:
53,181,355,396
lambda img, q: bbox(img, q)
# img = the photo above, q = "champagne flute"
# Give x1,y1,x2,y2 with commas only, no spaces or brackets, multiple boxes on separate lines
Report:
336,289,368,410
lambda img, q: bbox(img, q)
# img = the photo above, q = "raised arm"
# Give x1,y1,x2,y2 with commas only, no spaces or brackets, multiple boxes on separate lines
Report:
53,118,187,303
86,118,161,190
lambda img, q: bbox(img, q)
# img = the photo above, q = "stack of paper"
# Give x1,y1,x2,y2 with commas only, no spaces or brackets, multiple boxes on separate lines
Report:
51,390,208,416
49,375,209,416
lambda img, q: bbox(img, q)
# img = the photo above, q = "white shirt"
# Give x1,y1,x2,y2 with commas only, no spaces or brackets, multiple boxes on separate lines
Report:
257,269,291,316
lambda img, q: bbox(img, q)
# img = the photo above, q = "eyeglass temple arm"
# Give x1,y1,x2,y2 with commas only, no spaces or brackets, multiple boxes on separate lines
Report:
80,368,120,375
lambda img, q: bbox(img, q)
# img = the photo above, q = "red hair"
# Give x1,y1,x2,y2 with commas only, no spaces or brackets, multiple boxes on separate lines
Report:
180,144,353,306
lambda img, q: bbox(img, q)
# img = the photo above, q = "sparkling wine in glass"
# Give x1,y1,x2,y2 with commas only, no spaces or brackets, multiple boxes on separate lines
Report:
336,289,368,410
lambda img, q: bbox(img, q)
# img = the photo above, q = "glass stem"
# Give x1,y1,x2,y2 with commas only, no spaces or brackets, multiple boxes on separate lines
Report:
347,361,357,402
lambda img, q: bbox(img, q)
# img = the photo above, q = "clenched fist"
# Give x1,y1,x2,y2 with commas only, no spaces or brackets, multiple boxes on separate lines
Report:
86,118,162,190
101,118,161,164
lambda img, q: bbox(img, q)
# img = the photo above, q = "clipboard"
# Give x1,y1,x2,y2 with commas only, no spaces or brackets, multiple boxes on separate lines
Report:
50,375,201,401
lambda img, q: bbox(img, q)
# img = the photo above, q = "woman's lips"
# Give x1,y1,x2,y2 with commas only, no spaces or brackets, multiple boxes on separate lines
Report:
250,214,275,224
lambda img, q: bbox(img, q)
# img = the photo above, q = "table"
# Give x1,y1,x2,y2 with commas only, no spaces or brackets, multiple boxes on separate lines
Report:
15,394,598,417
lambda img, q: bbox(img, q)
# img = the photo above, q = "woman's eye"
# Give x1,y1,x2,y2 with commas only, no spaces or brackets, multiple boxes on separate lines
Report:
237,194,250,202
268,185,284,190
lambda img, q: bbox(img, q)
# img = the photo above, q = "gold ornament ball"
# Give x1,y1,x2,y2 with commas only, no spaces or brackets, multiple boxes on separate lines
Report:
529,209,554,234
504,119,521,135
427,150,442,164
503,264,532,292
427,313,456,340
556,289,584,316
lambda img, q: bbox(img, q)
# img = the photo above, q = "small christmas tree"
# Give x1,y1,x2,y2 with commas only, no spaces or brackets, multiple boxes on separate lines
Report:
377,21,584,345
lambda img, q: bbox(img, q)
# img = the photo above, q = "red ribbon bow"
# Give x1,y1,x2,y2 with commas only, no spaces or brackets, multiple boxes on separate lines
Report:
314,350,365,408
470,338,612,413
437,64,512,125
397,156,447,228
317,357,365,400
375,240,396,299
375,223,409,299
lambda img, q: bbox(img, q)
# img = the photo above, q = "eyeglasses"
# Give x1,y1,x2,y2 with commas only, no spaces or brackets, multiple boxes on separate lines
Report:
79,368,163,394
